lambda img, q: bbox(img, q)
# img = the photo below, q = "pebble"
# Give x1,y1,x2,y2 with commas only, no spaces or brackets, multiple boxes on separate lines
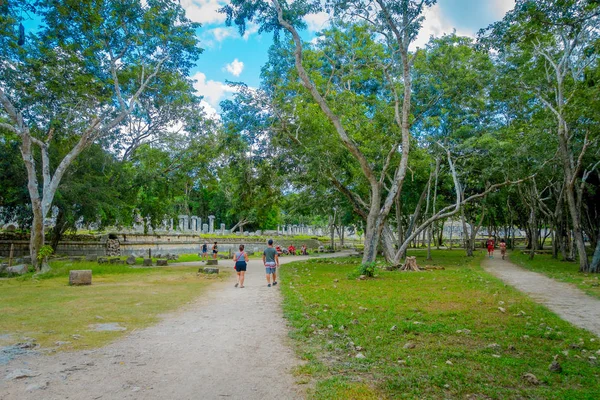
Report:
446,360,453,365
390,325,397,331
403,342,416,349
498,307,506,313
355,353,366,359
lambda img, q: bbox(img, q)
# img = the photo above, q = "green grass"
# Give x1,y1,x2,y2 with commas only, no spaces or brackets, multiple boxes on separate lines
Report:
0,258,224,352
511,251,600,300
280,250,600,399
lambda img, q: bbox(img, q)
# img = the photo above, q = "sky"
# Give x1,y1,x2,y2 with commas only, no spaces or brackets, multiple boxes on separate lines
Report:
187,0,516,117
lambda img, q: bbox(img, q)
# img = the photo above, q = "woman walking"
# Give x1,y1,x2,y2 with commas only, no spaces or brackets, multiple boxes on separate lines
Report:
233,244,249,288
212,241,218,259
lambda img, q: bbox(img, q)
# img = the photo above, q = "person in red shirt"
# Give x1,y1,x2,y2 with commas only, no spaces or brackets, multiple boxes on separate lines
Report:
486,236,495,258
288,244,296,256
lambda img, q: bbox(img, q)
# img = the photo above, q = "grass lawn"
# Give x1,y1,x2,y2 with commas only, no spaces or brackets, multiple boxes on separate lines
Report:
0,258,224,353
511,251,600,300
280,250,600,399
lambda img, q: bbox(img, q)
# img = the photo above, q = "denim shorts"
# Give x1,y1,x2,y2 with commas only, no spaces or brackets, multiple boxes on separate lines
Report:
265,262,277,274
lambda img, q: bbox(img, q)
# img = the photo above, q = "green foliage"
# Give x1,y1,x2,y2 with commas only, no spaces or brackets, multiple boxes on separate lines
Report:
37,245,54,261
347,261,376,279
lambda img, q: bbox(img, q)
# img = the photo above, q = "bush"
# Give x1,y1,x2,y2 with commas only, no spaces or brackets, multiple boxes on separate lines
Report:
347,262,376,279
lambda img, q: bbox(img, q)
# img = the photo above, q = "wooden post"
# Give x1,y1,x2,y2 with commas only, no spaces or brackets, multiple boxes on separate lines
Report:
8,243,14,268
148,248,151,258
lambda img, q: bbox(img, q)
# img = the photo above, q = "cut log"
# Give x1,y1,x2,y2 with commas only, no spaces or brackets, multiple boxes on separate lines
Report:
400,256,421,271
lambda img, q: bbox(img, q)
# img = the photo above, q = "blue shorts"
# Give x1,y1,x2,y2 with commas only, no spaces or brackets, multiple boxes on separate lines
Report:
265,262,277,274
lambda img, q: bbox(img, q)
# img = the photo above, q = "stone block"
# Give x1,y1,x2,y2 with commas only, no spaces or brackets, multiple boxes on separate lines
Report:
69,270,92,285
6,264,28,275
157,259,168,266
109,258,121,264
206,259,218,266
85,255,98,262
70,256,83,262
203,267,219,274
126,255,136,265
143,258,153,266
97,257,108,264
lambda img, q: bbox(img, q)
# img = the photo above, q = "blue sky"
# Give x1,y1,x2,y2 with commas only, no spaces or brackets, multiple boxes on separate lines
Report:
185,0,516,116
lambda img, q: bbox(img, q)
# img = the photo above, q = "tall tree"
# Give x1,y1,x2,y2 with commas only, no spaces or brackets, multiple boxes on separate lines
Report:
483,0,600,271
221,0,435,263
0,0,202,270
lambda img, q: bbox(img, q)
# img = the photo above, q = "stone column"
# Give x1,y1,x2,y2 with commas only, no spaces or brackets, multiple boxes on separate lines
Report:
202,223,209,233
277,225,280,235
178,215,186,231
190,216,198,232
220,223,226,235
169,219,174,231
208,215,215,234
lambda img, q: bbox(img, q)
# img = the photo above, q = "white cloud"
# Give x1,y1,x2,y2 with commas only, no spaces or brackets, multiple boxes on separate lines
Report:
411,4,474,50
180,0,227,25
224,59,244,77
200,100,220,119
490,0,516,18
192,71,237,109
210,26,237,42
304,12,330,32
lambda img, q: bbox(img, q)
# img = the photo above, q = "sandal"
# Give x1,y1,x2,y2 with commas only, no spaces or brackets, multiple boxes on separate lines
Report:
240,285,245,288
235,283,239,288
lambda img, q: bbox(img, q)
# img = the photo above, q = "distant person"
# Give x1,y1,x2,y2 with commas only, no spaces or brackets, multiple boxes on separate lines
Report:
263,239,280,287
201,241,209,261
288,244,296,255
233,244,249,288
486,236,495,258
301,244,307,255
499,239,507,260
212,241,218,259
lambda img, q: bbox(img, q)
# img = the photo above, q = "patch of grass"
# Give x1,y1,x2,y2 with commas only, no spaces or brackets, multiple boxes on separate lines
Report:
0,258,224,352
511,252,600,300
280,250,600,399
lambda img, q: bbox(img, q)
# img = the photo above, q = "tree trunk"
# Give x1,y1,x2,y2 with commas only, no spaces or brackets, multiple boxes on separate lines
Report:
590,234,600,273
528,207,538,260
461,208,473,257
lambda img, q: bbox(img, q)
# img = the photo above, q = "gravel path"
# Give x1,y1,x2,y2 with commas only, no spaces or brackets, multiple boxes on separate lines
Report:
482,254,600,337
0,255,318,400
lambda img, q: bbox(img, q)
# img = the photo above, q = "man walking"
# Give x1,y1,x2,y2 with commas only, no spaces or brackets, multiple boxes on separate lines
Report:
263,239,280,287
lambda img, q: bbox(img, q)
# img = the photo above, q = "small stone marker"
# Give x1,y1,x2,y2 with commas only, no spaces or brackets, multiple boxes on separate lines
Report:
143,258,153,266
69,270,92,286
109,258,121,264
85,255,98,262
126,255,136,265
157,259,168,266
203,267,219,274
97,257,108,264
207,259,218,266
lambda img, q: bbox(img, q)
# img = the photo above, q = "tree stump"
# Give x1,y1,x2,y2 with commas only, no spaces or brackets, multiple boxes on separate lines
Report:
69,270,92,285
400,256,420,271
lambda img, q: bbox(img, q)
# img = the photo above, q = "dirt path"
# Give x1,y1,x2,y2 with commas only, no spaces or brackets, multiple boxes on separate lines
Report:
482,254,600,337
0,255,323,400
